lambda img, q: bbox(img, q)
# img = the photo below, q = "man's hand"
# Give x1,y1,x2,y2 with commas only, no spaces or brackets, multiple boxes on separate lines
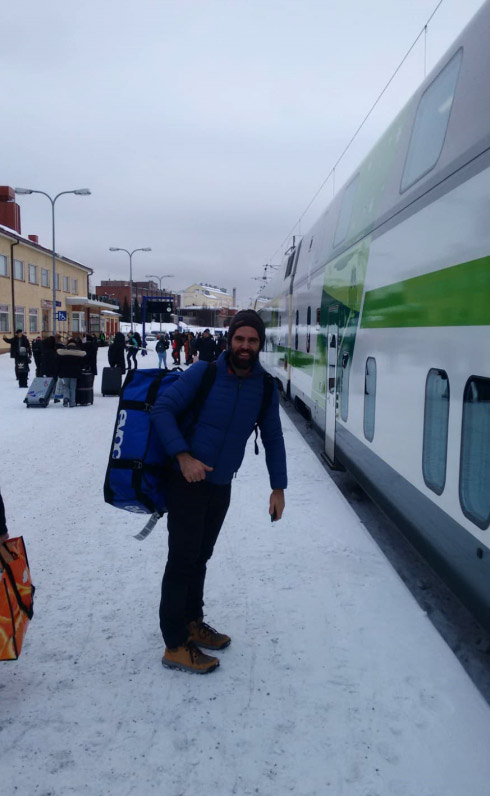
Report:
0,532,9,545
176,452,214,483
269,489,285,521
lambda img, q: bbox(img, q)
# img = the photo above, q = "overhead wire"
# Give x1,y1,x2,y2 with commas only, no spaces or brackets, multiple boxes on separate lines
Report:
264,0,445,269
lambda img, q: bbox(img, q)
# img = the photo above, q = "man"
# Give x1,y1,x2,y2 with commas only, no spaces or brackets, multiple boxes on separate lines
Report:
56,338,88,407
194,328,215,362
151,309,287,674
3,329,31,379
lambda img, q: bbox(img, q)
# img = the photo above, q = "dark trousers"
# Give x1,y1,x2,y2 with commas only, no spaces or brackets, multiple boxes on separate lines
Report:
127,349,138,369
160,472,231,648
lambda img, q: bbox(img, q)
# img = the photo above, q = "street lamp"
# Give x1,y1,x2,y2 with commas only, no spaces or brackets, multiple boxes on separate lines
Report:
145,273,175,333
15,187,91,335
109,247,151,331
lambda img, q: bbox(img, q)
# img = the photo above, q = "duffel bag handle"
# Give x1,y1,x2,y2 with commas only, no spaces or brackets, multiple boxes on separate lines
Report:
0,545,35,620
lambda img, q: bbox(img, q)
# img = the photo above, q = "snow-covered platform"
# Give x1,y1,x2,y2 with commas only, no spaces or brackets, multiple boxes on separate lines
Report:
1,346,490,796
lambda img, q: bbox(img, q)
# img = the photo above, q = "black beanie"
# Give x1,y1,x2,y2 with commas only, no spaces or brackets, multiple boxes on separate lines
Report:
228,310,266,350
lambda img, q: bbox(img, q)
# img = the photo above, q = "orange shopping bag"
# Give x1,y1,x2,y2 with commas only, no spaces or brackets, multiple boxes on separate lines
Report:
0,537,35,660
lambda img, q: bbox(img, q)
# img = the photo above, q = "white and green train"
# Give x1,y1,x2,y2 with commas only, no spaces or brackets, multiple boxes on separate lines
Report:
259,1,490,629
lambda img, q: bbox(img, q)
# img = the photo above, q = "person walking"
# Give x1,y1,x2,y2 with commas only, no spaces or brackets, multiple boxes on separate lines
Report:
32,336,42,377
108,331,126,374
3,330,31,379
150,309,287,674
156,334,169,370
194,329,215,362
56,338,88,407
126,332,139,370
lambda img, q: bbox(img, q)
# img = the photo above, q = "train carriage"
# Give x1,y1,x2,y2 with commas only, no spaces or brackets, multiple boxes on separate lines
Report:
259,1,490,629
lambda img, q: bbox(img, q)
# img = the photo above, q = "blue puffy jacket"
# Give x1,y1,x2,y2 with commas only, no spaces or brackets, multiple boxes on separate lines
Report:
150,352,287,489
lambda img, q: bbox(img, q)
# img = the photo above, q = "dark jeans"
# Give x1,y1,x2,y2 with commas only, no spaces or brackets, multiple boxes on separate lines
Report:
160,471,231,648
127,349,138,369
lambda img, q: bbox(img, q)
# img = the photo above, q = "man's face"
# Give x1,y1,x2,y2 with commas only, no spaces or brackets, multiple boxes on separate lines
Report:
229,326,261,370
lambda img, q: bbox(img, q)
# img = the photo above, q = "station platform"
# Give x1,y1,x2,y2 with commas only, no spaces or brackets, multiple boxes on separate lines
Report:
1,346,489,795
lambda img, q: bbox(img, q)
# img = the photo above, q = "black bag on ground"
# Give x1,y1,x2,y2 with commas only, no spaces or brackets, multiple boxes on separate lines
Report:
102,366,122,397
76,372,94,406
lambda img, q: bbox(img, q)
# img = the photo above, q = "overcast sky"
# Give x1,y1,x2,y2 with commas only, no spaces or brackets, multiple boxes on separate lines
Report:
2,0,484,306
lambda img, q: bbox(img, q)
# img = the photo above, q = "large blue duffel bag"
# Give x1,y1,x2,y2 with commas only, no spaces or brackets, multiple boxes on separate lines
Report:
103,365,216,516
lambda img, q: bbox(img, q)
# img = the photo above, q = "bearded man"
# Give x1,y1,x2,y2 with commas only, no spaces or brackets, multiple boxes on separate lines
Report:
151,310,287,674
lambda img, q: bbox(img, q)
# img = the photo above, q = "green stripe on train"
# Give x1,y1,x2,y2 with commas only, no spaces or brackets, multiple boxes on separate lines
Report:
361,255,490,328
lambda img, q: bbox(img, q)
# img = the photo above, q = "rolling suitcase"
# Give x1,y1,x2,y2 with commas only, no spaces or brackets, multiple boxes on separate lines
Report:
76,372,94,405
24,376,56,407
102,367,122,396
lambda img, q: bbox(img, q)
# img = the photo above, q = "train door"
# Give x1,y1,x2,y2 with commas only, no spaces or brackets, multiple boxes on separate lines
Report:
324,305,339,465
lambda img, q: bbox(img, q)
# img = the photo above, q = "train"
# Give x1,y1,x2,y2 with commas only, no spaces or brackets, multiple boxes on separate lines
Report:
259,1,490,631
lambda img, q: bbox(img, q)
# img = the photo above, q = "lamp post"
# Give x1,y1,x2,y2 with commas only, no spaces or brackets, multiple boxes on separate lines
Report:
145,273,174,333
15,187,91,335
109,247,151,332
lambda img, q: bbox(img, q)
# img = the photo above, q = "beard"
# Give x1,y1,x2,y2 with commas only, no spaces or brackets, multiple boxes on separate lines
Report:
229,348,259,371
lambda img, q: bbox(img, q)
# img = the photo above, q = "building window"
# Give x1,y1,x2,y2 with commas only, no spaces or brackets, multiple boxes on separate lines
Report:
72,278,78,294
401,49,462,192
41,268,50,287
56,273,61,291
28,264,38,284
89,313,100,333
72,312,83,333
334,174,359,247
0,304,9,332
29,308,38,334
0,255,8,277
63,275,69,292
13,259,24,281
363,357,377,442
459,377,490,530
14,307,25,331
422,369,450,495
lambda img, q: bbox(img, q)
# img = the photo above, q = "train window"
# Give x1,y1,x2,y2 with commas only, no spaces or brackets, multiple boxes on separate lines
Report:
306,306,311,353
363,357,376,442
333,174,359,247
401,49,462,192
459,377,490,530
284,249,295,279
422,369,450,496
340,351,350,422
295,310,299,350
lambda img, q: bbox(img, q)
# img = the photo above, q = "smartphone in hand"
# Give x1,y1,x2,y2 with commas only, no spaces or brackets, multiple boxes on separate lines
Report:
270,509,277,523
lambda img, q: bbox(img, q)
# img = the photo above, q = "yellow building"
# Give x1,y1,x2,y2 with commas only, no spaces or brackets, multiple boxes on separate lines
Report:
0,225,117,352
181,283,234,309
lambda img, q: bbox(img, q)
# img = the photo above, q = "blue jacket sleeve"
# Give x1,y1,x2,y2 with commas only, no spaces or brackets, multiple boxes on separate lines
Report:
150,363,209,459
259,385,288,490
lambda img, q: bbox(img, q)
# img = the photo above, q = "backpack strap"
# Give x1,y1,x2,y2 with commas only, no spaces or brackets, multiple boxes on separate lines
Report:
184,361,217,424
254,372,275,455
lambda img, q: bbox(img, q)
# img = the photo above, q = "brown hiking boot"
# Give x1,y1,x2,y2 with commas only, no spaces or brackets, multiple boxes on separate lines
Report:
162,641,219,674
188,620,231,650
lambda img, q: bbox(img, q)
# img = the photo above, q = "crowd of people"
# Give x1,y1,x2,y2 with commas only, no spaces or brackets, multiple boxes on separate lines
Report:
3,329,98,407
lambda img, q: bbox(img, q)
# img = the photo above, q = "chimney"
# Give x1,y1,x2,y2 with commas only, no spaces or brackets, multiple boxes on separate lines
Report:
232,288,236,306
0,186,21,235
28,234,39,244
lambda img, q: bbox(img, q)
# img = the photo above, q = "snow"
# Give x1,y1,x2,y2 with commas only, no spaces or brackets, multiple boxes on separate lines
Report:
1,346,490,796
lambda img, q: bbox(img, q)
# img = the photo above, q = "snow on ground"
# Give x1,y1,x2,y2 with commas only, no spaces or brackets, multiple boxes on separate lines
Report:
1,347,490,796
